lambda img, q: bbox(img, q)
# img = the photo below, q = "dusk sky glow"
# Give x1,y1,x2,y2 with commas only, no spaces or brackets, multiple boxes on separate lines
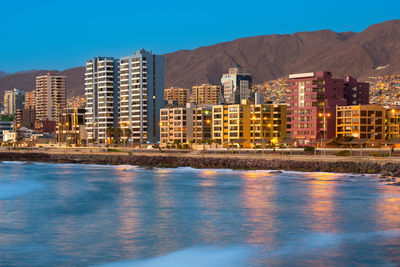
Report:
1,0,400,72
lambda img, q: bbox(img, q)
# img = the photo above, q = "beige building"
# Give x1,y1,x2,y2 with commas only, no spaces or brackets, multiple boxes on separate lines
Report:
191,84,222,105
160,103,212,146
164,87,190,107
35,74,66,122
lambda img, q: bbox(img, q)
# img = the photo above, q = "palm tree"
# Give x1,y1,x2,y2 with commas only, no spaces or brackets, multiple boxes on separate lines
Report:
206,139,212,150
213,139,219,149
200,139,207,151
189,140,195,150
114,127,122,146
122,128,132,147
173,139,181,149
106,127,114,145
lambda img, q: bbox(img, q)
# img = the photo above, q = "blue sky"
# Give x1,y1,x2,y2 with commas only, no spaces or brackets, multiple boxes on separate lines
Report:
1,0,399,72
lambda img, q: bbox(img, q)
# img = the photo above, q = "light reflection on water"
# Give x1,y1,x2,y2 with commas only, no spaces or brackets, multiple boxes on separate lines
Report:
0,162,400,266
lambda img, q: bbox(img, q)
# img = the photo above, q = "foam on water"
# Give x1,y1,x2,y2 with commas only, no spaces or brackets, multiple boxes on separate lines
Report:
96,245,254,267
271,230,400,257
0,180,45,200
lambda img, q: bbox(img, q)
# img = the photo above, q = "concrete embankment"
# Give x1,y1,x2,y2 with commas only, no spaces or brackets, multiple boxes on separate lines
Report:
1,150,400,176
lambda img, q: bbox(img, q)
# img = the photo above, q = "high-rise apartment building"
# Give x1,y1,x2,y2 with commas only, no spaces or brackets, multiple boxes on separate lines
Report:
119,49,164,144
191,84,222,105
164,87,190,107
35,74,66,121
287,71,369,145
24,91,35,110
221,67,252,104
3,88,25,116
84,57,119,144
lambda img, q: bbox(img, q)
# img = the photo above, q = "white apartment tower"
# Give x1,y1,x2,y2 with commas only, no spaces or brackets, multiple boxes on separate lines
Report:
119,50,164,144
3,88,25,116
84,57,119,144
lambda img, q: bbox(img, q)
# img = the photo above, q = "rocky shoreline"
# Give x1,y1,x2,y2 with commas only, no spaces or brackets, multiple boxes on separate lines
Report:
1,151,400,179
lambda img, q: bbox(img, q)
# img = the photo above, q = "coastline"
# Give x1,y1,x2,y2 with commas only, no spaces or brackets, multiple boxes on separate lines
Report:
1,150,400,177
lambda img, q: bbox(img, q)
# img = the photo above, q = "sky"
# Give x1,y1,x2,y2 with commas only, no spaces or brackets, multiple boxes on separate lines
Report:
1,0,400,72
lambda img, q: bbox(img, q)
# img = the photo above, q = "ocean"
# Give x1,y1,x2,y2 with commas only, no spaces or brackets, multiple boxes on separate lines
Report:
0,161,399,266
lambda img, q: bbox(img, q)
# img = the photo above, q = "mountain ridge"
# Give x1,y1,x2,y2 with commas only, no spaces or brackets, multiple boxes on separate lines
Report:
1,20,400,100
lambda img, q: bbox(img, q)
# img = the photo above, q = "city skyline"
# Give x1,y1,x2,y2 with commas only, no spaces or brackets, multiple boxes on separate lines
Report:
1,0,400,72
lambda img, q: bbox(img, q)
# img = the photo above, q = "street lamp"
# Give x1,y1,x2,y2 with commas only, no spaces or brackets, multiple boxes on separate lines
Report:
252,115,256,152
318,111,331,155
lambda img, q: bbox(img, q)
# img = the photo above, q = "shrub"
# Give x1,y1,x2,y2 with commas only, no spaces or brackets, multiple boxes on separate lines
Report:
335,150,350,156
369,152,389,157
183,144,189,149
107,148,122,153
304,146,315,153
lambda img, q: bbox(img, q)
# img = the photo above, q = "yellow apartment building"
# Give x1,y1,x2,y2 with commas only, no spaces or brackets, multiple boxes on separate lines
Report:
336,105,386,140
386,106,400,140
212,100,287,148
212,101,251,148
249,103,287,146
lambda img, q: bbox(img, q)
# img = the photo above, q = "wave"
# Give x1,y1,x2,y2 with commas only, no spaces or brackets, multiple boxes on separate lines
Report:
95,245,254,267
271,230,400,258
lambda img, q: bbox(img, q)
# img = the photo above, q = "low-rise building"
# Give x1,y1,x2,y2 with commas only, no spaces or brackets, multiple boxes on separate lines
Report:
336,105,386,140
212,100,287,148
249,103,287,146
385,106,400,140
0,120,13,142
56,108,86,145
3,130,17,143
160,103,212,146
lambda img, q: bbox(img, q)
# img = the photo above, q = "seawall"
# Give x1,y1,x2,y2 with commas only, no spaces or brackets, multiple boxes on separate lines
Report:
1,151,400,176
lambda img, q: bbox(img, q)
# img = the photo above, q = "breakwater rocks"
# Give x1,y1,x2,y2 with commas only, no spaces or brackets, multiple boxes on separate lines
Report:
1,151,400,176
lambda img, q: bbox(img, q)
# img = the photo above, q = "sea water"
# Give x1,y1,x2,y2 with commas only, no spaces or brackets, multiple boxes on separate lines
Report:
0,162,399,266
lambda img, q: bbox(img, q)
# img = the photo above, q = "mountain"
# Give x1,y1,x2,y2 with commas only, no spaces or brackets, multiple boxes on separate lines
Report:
0,71,9,78
1,20,400,99
164,20,400,87
0,67,85,100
